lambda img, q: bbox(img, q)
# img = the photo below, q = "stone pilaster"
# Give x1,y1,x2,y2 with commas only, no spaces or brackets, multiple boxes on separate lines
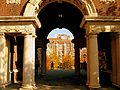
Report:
13,39,18,83
37,48,42,75
87,33,100,89
86,36,90,86
111,33,117,85
38,39,49,75
72,39,80,76
115,33,120,86
74,45,80,76
32,35,36,88
20,34,35,90
41,47,47,75
0,33,6,87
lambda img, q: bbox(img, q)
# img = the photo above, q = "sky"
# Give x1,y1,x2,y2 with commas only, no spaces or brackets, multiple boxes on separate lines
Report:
47,28,74,39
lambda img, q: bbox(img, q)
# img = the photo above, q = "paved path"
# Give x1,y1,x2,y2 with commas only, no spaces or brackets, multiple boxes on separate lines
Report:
1,70,119,90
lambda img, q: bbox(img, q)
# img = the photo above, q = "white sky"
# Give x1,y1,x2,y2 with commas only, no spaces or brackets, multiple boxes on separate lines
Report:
47,28,74,39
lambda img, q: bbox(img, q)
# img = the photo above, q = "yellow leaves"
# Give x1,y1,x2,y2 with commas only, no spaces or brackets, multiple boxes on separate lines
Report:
62,55,74,70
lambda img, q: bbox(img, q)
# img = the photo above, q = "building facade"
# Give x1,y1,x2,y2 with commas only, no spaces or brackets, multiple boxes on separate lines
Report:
0,0,120,90
47,34,74,70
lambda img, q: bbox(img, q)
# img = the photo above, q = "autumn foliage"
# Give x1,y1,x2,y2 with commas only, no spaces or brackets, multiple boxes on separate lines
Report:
47,52,59,70
62,55,74,70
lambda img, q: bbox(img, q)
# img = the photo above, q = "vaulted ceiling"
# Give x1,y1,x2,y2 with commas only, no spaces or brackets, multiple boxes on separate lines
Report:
37,1,85,40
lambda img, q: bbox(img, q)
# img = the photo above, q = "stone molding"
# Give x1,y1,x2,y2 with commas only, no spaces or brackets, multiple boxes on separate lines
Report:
24,0,97,16
0,25,34,34
0,16,41,35
85,16,120,34
6,0,21,4
87,25,120,34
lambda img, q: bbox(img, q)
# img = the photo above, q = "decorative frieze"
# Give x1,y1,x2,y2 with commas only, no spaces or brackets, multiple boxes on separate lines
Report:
110,25,120,32
85,16,120,34
89,25,102,34
88,25,120,34
0,25,35,34
6,0,20,4
100,0,115,4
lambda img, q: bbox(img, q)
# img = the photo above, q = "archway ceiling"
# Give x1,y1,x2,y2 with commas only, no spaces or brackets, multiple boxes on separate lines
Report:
37,2,85,39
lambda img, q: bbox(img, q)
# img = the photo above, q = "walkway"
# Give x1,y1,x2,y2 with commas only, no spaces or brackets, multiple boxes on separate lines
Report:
1,69,119,90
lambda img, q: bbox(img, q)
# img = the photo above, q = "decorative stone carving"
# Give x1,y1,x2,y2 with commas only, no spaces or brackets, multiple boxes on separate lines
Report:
0,25,35,34
24,0,43,16
87,24,120,35
111,25,120,32
89,25,102,34
6,0,20,4
100,0,115,4
81,0,98,16
24,0,97,16
93,0,120,16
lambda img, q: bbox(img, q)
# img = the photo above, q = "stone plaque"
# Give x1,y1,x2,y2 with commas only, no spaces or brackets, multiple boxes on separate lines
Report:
6,0,20,4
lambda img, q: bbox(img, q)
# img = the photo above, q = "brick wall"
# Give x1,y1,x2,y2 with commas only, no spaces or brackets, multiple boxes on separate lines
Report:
0,0,28,16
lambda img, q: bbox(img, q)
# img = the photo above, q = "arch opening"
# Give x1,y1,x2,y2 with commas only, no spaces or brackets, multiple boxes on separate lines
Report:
35,1,87,86
46,28,74,70
23,0,97,16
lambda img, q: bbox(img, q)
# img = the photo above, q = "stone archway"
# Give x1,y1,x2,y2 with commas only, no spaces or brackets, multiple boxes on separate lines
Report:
23,0,97,17
23,0,99,89
23,0,100,88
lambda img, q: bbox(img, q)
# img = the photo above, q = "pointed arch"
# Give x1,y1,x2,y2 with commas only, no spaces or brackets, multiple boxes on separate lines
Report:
23,0,97,17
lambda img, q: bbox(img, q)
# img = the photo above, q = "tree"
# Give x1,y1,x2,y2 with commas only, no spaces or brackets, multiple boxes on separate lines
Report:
62,55,74,69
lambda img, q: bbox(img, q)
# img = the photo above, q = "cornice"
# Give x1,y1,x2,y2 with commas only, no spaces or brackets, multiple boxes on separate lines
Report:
85,16,120,34
0,16,41,34
0,25,34,34
85,16,120,23
0,16,41,28
86,25,120,34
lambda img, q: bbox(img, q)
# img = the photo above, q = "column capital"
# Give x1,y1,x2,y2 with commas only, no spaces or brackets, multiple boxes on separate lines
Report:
86,25,101,35
0,33,5,37
32,34,37,38
22,33,37,39
23,34,32,38
116,32,120,39
87,33,98,39
87,31,100,88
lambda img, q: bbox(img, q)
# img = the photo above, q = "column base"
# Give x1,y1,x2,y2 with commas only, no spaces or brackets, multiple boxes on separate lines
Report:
19,84,37,90
88,84,101,89
89,88,101,90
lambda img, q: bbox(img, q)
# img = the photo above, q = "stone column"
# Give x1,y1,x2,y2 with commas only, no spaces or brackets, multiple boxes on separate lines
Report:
20,34,35,90
111,33,117,85
13,39,18,83
72,39,80,76
74,45,80,76
87,33,100,89
37,48,42,75
40,39,49,75
41,45,47,75
32,35,36,88
86,36,90,86
0,33,6,87
116,33,120,85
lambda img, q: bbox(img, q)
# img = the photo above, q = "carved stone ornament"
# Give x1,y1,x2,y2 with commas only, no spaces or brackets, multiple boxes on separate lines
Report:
88,25,120,34
39,0,94,15
89,25,102,34
24,0,97,16
111,25,120,32
6,0,20,4
0,25,35,34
